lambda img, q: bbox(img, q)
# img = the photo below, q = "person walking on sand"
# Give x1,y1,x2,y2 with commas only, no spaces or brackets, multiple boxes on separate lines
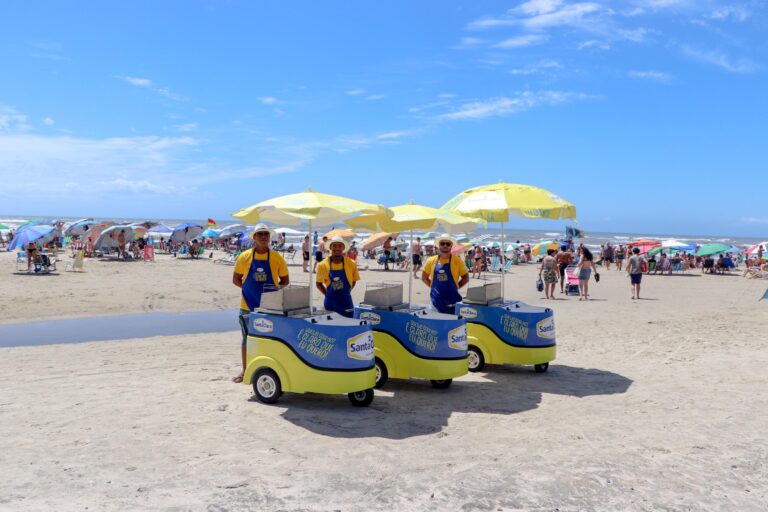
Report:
411,236,423,278
539,248,559,299
421,235,469,314
232,223,289,383
575,246,598,301
383,236,393,271
627,247,645,300
313,236,327,272
555,245,573,294
615,244,626,271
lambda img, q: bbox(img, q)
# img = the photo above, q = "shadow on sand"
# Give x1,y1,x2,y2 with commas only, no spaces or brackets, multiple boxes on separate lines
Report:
257,364,632,439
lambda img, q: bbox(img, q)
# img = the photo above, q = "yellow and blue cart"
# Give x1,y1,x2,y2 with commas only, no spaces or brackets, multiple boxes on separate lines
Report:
244,311,376,406
457,300,556,373
353,305,468,389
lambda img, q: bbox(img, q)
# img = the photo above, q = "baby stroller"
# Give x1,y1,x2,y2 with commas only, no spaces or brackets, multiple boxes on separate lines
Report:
564,265,580,296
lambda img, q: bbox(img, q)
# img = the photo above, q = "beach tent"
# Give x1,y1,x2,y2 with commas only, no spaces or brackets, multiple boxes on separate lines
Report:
170,223,204,243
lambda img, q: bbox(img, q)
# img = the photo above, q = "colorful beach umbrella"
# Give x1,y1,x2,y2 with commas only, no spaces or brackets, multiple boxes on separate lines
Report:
628,239,661,255
746,241,767,257
64,219,98,237
149,224,173,233
199,228,219,238
532,241,559,257
360,232,399,251
170,223,204,243
696,243,733,257
8,224,56,251
443,181,576,299
0,223,9,230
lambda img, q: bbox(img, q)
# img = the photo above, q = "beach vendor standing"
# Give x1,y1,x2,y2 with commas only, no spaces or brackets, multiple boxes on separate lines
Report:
316,236,360,318
232,223,290,383
421,234,469,314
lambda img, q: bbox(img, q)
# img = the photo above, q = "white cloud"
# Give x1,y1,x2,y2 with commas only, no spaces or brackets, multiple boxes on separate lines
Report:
617,27,648,42
0,107,31,132
510,59,562,75
741,217,768,225
681,45,757,73
494,34,549,48
708,5,750,22
438,93,457,99
42,117,55,126
346,88,366,96
119,76,153,87
174,123,197,132
438,91,588,121
628,70,672,82
258,96,279,105
30,41,65,61
366,94,385,101
577,39,611,50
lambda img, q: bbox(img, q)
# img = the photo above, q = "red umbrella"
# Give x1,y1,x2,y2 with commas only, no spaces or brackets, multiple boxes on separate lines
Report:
628,239,661,255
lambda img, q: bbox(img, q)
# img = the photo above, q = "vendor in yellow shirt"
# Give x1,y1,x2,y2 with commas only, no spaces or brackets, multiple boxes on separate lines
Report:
232,223,290,383
316,235,360,318
421,234,469,314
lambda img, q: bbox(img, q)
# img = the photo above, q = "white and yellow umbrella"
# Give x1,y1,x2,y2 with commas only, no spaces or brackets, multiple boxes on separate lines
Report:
347,202,486,305
232,188,390,311
443,181,576,299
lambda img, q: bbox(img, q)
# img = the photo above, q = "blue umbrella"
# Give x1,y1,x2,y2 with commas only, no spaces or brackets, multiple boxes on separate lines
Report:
170,223,204,243
149,224,173,233
8,225,56,251
199,228,219,238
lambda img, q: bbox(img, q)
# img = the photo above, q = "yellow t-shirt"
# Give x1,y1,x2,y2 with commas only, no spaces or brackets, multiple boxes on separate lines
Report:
316,256,360,287
234,248,289,310
423,254,469,287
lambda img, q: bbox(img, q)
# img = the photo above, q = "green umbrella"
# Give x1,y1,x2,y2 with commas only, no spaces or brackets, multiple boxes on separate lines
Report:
0,223,9,230
696,243,732,257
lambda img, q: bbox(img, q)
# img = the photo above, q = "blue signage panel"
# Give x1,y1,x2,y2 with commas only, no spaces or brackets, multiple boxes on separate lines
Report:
353,307,467,360
248,313,374,371
456,301,556,348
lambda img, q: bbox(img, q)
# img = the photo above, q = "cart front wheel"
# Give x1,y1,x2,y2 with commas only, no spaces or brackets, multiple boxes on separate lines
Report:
348,388,374,407
374,358,388,389
534,363,549,373
467,345,485,372
253,368,282,404
430,379,452,389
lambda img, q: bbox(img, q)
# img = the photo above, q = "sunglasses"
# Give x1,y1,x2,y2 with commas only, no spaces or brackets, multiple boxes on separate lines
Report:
439,242,453,247
254,231,270,237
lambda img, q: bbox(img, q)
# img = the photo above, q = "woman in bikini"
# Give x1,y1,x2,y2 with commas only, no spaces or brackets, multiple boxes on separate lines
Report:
575,246,598,301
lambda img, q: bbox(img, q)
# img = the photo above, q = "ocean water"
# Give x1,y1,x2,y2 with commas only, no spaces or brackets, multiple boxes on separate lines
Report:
1,215,764,250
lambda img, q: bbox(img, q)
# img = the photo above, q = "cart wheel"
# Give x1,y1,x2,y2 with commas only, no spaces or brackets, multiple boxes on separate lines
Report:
467,345,485,372
534,363,549,373
348,388,374,407
374,358,388,389
430,379,452,389
253,368,282,404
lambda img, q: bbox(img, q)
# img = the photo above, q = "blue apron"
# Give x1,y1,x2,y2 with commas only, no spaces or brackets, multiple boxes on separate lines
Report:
430,255,462,314
242,249,277,310
324,257,354,318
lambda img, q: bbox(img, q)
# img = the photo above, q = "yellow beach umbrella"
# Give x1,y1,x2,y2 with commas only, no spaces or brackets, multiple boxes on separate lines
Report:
323,228,356,240
347,201,486,305
232,188,390,312
443,181,576,299
359,232,399,251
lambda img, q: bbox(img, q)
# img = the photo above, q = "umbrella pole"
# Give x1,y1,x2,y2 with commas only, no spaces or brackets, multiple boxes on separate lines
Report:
500,222,505,301
408,229,414,307
308,219,314,314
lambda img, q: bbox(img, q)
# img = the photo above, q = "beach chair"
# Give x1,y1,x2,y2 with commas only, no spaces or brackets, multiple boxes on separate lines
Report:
16,252,28,272
143,245,155,262
65,250,85,272
501,259,513,273
564,265,580,296
487,256,501,272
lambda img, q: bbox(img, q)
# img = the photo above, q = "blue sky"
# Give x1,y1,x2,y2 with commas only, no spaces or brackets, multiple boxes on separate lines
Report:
1,0,766,236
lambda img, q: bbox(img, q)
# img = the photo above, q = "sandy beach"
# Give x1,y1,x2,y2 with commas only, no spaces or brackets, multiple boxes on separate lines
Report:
1,249,767,511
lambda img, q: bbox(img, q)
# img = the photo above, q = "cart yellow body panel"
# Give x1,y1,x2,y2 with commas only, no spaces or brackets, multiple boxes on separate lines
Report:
373,331,468,381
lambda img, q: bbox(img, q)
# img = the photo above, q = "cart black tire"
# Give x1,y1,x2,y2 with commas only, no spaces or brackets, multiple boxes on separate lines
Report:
252,368,282,404
374,358,388,389
467,345,485,372
534,363,549,373
430,379,452,389
348,388,374,407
